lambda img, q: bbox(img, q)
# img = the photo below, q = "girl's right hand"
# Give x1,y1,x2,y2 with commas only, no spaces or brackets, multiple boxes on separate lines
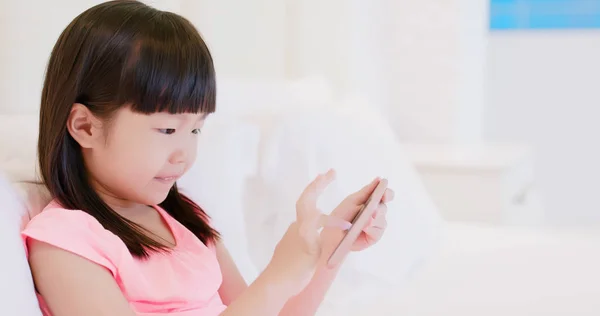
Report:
263,169,351,296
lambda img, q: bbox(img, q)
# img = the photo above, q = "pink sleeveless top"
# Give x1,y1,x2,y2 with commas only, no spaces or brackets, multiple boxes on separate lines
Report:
21,201,227,316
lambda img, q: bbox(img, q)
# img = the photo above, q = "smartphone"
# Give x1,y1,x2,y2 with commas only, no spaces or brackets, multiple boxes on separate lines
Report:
327,178,388,266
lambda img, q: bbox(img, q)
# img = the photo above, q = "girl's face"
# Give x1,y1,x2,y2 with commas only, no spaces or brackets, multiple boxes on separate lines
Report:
70,105,205,208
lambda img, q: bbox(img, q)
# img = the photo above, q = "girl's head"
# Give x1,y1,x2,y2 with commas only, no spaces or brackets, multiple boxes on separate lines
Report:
38,0,218,257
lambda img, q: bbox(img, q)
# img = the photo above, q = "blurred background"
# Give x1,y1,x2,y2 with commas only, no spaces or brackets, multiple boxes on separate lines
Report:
1,1,600,315
2,0,599,229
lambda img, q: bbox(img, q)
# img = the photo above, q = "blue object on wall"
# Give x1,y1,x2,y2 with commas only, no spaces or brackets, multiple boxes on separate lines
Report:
490,0,600,30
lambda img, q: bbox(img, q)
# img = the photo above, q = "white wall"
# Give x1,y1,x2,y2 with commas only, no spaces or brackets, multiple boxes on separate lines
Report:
0,0,489,146
181,0,286,79
12,0,594,225
285,0,490,144
284,0,393,117
0,0,178,115
386,0,489,144
0,0,97,114
485,30,600,226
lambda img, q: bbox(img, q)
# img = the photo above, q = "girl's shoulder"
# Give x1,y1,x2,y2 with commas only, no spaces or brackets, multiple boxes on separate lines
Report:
28,200,105,227
21,199,126,276
24,200,117,241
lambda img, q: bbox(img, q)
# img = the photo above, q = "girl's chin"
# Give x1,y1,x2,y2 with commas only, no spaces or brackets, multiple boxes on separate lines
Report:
143,187,173,206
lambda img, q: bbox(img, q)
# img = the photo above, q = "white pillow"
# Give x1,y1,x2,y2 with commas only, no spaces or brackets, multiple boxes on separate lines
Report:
178,114,261,283
244,101,443,310
0,172,43,315
0,114,39,183
0,111,262,283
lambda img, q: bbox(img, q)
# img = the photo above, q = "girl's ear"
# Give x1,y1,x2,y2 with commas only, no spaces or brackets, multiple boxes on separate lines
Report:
66,103,104,149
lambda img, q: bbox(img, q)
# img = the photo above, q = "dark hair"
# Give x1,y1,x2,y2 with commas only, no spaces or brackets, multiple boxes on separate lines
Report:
38,0,219,258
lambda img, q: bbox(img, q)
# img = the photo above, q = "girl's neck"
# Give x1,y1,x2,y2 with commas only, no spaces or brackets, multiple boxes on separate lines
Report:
90,177,146,213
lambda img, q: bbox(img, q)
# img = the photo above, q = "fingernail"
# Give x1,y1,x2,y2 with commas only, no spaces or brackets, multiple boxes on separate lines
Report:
341,221,352,230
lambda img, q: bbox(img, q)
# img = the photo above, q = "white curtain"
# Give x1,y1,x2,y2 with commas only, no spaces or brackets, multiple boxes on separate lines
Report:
0,1,99,115
0,0,488,143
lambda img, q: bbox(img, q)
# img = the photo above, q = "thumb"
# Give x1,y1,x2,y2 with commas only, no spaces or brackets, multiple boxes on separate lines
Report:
350,177,381,203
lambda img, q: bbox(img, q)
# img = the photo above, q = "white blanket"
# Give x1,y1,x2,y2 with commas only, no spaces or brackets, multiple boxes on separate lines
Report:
320,222,600,315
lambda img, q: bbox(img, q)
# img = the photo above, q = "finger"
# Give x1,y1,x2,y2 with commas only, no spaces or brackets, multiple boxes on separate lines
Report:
363,216,375,231
299,213,352,255
371,212,388,229
364,218,386,231
381,188,395,203
296,169,336,220
363,224,385,241
350,177,381,203
299,169,336,202
364,206,387,232
374,204,388,218
303,169,336,200
312,169,336,194
319,214,352,230
367,209,388,228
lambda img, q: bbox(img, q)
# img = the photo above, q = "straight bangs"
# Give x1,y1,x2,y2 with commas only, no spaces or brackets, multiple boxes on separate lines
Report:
118,12,216,115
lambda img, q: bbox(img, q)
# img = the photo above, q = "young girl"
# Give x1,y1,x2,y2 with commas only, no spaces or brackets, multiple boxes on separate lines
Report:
21,1,394,315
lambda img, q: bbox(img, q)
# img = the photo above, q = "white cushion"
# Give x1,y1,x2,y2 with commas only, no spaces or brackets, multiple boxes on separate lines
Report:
0,114,39,183
178,114,261,283
243,98,443,311
0,114,56,219
0,115,54,314
0,110,263,284
349,223,600,316
0,76,334,286
176,77,331,283
0,172,43,315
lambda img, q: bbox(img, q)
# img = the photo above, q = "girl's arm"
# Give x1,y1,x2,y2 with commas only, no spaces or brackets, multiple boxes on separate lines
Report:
218,269,296,316
28,239,137,316
30,239,298,316
215,241,248,304
216,233,346,316
278,263,342,316
216,241,305,315
277,228,346,316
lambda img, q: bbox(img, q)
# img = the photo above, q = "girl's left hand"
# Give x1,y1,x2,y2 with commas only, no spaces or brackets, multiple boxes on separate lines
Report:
322,171,394,253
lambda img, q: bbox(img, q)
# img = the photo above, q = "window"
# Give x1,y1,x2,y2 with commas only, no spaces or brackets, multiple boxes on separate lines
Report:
490,0,600,30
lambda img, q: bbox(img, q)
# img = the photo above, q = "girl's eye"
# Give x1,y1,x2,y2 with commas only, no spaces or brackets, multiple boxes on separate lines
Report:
192,128,201,135
158,128,176,135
